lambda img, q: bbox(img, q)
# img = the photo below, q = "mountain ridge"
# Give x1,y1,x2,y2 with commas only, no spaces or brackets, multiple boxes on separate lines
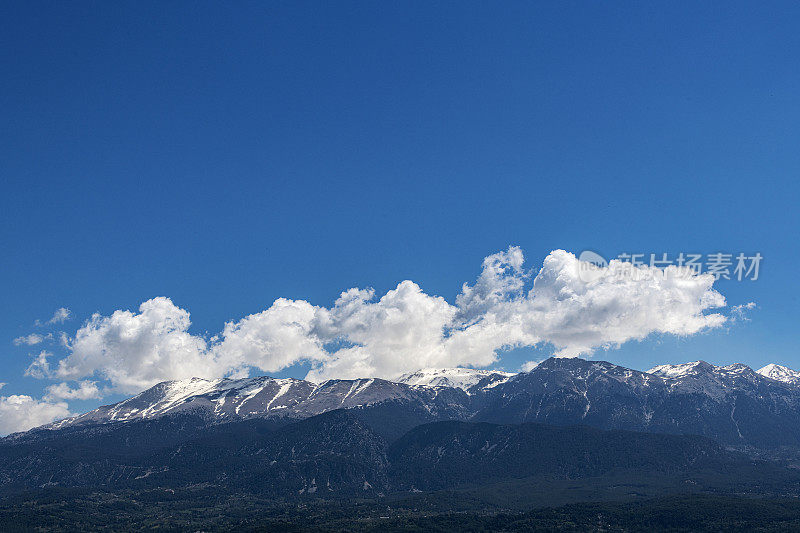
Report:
23,357,800,450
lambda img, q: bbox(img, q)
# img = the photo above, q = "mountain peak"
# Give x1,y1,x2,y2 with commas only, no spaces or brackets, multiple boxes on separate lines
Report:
757,363,800,385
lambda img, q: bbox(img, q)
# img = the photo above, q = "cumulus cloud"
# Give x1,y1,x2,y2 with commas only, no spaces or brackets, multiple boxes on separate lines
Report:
41,248,729,393
515,250,727,356
305,281,461,381
44,381,102,401
0,395,70,435
56,298,219,394
215,298,327,375
455,246,528,324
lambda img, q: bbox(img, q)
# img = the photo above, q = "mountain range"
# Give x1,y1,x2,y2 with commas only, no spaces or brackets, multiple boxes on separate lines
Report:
4,356,800,510
29,357,800,449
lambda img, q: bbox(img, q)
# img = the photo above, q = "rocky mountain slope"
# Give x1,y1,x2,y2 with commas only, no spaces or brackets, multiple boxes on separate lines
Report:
46,376,469,430
474,357,800,447
24,357,800,450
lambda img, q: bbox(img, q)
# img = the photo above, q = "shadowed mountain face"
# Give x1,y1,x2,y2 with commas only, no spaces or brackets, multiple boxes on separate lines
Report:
0,411,386,494
21,357,800,450
387,420,730,491
474,358,800,447
4,357,800,504
3,411,794,497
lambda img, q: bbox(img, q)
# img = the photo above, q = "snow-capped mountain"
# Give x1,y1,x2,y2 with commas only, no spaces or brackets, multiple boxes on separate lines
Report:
648,360,760,382
397,367,514,392
10,357,800,513
30,357,800,450
49,376,313,428
757,363,800,386
47,374,469,430
648,361,763,401
473,357,800,447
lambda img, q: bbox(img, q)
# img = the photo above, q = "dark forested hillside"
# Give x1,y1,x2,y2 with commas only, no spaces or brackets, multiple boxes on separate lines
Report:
2,411,798,498
7,358,800,530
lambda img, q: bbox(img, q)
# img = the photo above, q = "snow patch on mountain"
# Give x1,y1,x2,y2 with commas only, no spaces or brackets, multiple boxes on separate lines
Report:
39,357,800,437
758,364,800,385
42,372,473,431
648,361,715,378
397,368,514,392
647,360,766,401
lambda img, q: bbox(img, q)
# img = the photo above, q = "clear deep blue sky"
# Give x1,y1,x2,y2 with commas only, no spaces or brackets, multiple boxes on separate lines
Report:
2,2,799,405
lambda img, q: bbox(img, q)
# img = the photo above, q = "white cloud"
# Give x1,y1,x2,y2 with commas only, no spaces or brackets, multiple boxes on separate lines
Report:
35,308,72,327
44,381,102,401
13,333,45,346
731,301,757,322
520,360,542,372
49,307,72,324
0,395,70,435
455,246,527,324
14,309,70,345
56,297,220,394
24,350,53,379
214,298,327,374
304,281,460,381
42,248,729,393
514,250,727,356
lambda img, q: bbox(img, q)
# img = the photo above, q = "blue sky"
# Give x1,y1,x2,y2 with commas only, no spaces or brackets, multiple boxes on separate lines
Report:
1,2,799,418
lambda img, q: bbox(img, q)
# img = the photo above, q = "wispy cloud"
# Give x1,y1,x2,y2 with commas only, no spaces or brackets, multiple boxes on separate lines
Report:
13,333,47,346
33,308,72,327
14,308,72,346
24,351,53,379
731,301,757,322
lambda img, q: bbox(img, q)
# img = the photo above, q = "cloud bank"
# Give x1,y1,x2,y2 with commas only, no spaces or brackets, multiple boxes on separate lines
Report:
42,248,726,394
